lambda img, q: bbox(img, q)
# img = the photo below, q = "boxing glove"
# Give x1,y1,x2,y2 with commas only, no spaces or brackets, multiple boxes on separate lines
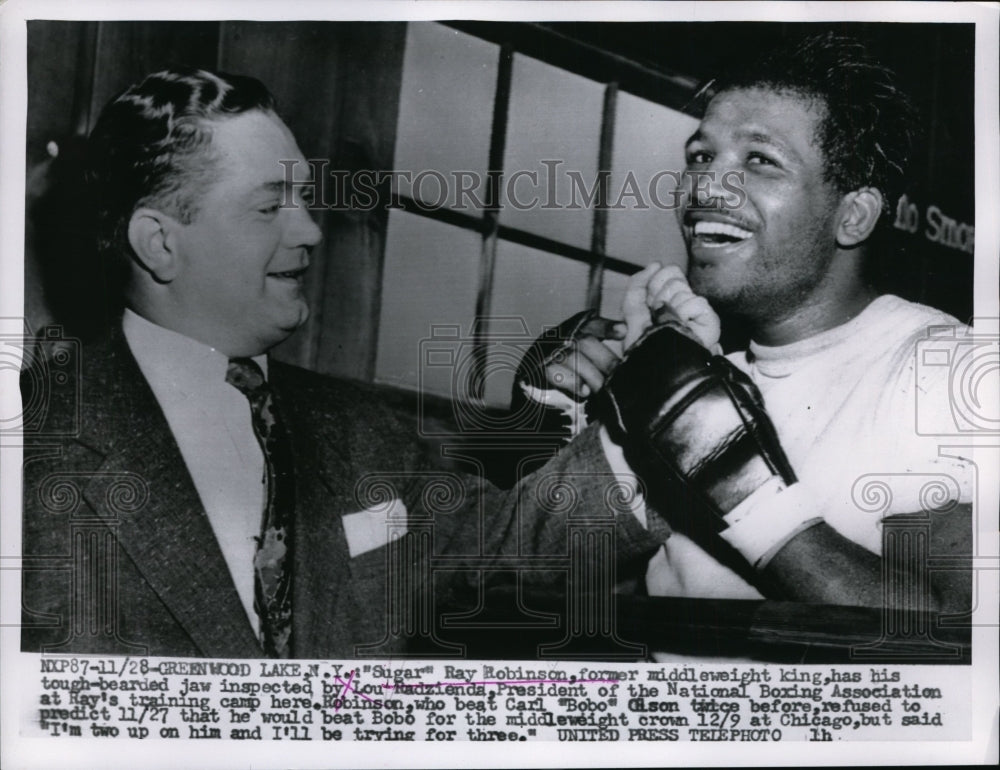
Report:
593,319,798,534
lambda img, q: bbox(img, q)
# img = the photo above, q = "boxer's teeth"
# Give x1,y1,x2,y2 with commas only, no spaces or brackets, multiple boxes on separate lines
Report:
693,221,753,241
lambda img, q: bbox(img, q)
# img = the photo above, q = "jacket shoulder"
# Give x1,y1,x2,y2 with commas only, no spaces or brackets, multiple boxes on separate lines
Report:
270,361,419,435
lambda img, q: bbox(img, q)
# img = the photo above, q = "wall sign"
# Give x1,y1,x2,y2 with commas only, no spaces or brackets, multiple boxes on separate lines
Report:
893,194,975,254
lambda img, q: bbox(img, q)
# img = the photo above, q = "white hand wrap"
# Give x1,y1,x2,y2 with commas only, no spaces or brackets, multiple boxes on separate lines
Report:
719,480,823,568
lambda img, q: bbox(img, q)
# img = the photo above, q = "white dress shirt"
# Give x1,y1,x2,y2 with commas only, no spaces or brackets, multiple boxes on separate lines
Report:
123,309,266,629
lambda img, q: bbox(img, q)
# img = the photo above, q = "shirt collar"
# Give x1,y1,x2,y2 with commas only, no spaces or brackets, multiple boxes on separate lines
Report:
747,296,893,367
122,309,268,397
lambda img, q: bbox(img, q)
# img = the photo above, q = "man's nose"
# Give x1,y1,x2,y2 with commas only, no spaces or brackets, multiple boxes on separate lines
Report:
288,201,323,249
686,166,730,208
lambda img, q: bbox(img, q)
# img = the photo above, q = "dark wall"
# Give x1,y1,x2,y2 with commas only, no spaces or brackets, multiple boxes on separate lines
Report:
26,20,407,379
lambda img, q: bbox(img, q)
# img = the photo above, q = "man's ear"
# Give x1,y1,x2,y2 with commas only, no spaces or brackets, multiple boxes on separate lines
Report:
127,208,182,282
836,187,884,247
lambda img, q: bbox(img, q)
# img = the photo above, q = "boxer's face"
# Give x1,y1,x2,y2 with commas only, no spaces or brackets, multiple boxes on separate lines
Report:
677,87,843,321
168,110,322,357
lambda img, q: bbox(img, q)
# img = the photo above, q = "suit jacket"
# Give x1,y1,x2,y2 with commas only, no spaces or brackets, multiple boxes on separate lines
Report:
21,326,659,658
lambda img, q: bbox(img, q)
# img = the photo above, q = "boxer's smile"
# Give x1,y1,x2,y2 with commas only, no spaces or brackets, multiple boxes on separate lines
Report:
684,212,758,265
692,220,754,246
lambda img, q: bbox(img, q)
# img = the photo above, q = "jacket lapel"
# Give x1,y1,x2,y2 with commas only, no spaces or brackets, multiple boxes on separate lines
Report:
79,329,262,658
270,366,358,657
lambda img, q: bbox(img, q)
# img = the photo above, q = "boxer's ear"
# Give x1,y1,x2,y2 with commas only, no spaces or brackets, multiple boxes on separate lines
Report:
835,187,883,247
128,208,182,282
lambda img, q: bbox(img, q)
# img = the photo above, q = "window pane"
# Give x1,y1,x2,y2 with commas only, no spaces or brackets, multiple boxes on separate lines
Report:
598,269,629,360
600,269,630,322
607,92,698,268
375,210,481,398
499,54,603,250
393,22,499,209
484,241,591,408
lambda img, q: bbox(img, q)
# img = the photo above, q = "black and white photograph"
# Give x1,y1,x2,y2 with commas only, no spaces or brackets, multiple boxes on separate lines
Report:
1,1,997,767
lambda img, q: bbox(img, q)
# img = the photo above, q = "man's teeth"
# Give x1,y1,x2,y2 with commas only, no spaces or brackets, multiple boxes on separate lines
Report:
692,221,753,241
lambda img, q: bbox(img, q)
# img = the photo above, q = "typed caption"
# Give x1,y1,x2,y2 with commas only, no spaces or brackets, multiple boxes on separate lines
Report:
23,657,969,744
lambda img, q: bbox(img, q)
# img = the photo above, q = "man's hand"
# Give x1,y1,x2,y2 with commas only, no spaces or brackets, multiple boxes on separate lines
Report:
510,310,625,442
521,261,720,403
623,262,722,354
538,314,625,400
646,264,722,354
525,262,720,399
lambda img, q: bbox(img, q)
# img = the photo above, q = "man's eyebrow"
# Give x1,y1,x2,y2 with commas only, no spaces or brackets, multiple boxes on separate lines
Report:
738,130,781,146
685,127,804,162
252,179,315,196
735,128,801,160
683,131,702,150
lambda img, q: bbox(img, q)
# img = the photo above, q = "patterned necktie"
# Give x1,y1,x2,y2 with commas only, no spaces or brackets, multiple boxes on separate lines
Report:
225,358,294,658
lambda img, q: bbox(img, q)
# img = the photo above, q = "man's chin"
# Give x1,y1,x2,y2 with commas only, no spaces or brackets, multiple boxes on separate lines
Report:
257,306,310,351
291,303,310,328
688,267,732,304
279,307,310,336
687,275,751,320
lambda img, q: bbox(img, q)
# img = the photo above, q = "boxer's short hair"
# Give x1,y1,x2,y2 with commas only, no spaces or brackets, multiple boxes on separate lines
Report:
88,67,276,279
704,32,918,217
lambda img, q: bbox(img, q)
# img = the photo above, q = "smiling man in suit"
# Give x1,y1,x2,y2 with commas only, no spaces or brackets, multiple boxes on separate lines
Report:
21,67,661,659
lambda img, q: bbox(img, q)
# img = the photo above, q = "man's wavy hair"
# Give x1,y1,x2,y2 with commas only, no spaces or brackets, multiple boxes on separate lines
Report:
700,31,919,220
87,66,276,294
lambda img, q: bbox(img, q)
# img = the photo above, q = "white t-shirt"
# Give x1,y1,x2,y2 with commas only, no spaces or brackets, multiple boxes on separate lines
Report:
645,294,975,600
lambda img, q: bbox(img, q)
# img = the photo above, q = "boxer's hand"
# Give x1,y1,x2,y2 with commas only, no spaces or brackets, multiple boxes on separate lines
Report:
645,265,722,354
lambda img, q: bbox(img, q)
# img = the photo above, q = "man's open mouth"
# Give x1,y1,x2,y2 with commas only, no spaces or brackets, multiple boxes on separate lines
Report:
267,267,308,280
691,220,754,247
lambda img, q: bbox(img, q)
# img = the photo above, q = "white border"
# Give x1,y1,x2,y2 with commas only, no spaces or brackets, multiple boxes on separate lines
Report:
1,2,998,768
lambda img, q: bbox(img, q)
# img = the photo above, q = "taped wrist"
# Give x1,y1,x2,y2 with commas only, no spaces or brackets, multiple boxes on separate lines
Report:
594,321,800,541
719,479,823,567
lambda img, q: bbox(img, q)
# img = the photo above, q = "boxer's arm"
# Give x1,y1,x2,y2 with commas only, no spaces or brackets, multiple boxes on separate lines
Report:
763,508,971,614
594,321,973,613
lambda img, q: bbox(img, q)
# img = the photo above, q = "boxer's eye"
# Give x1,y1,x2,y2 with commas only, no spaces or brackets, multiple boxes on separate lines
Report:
747,152,778,167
